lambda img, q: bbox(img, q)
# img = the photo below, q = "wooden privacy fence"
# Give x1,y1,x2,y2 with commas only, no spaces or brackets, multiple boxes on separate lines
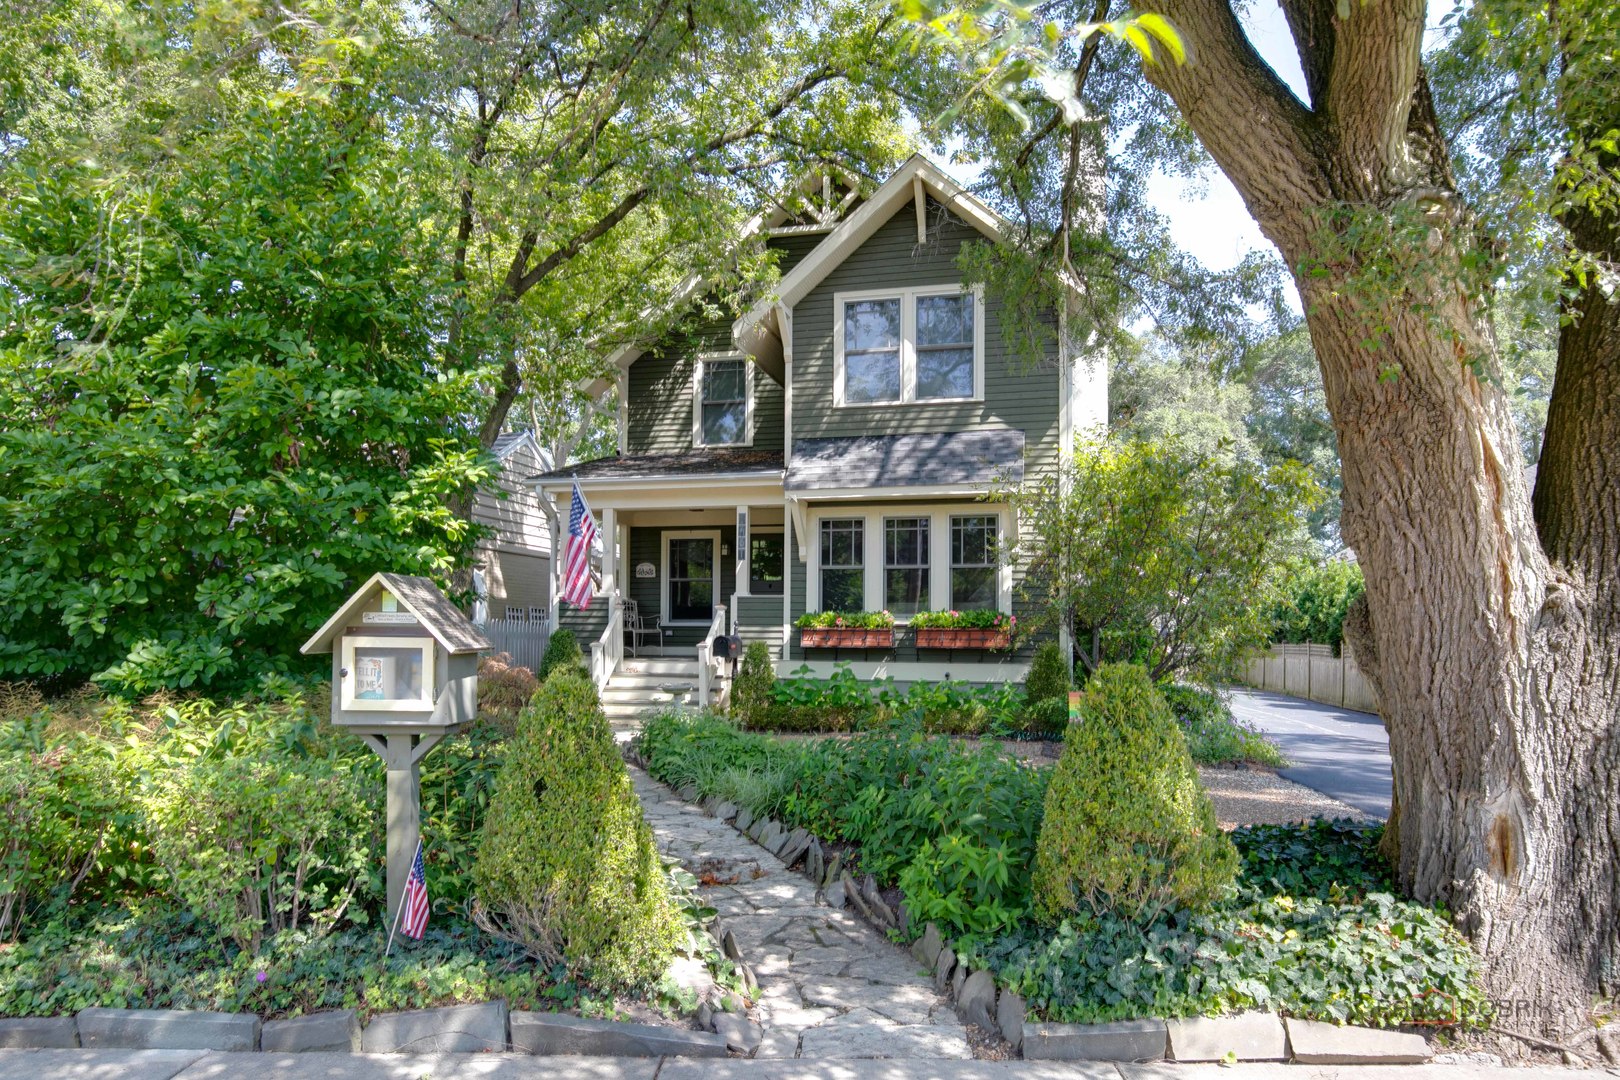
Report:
482,615,551,673
1243,642,1380,713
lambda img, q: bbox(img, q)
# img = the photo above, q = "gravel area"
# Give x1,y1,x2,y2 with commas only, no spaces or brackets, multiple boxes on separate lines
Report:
1198,764,1370,828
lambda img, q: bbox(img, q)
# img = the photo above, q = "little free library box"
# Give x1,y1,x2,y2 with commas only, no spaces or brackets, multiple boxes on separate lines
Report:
300,572,491,925
300,572,489,733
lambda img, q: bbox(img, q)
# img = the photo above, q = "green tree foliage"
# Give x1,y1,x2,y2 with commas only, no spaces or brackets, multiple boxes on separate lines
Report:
472,670,683,987
537,630,584,682
1268,562,1366,651
0,88,492,693
1006,434,1319,683
730,642,776,727
1031,664,1236,922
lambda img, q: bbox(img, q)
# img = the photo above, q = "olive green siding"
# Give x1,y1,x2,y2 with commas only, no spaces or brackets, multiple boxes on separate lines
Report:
780,194,1060,669
626,311,785,456
788,195,1061,481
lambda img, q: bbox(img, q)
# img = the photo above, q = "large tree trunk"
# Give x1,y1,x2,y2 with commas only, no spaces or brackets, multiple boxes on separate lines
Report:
1139,0,1619,1037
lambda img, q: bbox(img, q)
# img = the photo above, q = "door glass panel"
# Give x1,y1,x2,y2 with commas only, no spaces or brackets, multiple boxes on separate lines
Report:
750,533,784,595
667,537,715,622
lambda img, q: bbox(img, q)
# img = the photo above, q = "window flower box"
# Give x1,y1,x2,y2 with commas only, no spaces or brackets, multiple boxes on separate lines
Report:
914,627,1012,651
796,610,895,649
909,610,1015,651
800,626,895,649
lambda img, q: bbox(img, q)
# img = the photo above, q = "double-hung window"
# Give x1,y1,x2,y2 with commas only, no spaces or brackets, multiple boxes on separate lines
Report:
694,355,750,446
836,286,982,406
883,517,929,617
950,515,998,610
819,518,865,611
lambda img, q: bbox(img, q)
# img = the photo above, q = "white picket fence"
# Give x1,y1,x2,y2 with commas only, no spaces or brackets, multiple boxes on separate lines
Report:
1242,642,1379,713
482,615,551,673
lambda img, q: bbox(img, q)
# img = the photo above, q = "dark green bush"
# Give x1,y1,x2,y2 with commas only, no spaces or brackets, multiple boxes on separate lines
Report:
744,663,1026,736
1268,561,1365,651
1020,696,1070,738
962,818,1485,1028
473,670,683,987
537,629,584,681
1159,684,1285,767
729,642,775,727
1024,641,1072,704
1032,664,1237,922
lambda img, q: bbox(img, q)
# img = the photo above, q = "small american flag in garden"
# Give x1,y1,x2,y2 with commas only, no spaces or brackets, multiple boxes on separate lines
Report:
562,482,598,609
400,841,430,939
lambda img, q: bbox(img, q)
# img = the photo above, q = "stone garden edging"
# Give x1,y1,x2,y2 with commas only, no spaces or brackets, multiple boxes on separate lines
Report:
642,762,1439,1069
0,1001,731,1057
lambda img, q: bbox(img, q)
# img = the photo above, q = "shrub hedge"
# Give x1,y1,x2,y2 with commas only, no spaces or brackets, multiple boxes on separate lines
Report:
473,670,683,988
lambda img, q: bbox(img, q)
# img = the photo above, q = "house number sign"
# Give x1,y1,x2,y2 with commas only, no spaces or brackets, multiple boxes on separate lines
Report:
635,562,656,578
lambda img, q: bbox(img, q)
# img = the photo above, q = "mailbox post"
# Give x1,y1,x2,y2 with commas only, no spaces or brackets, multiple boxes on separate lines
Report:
300,573,489,927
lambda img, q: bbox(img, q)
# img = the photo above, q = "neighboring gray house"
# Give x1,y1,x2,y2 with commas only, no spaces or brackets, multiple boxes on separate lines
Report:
474,430,553,621
528,156,1105,703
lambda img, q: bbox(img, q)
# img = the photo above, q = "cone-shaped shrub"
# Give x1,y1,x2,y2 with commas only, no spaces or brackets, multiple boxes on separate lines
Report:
472,668,683,986
730,641,775,727
537,628,583,681
1031,663,1237,922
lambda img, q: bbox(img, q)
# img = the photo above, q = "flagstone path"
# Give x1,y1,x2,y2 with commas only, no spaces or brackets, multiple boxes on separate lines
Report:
631,768,972,1060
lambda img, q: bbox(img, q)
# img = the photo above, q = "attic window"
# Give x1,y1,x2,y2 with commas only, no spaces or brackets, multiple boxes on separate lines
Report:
693,354,752,447
834,286,984,407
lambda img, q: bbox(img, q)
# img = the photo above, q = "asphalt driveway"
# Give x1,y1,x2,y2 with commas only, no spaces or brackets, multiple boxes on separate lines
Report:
1226,688,1392,820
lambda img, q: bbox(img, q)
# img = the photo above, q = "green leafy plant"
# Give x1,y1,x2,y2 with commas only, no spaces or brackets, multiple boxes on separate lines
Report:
908,610,1015,631
1267,561,1366,652
1160,684,1285,767
537,629,584,681
473,669,684,988
794,611,896,629
1032,664,1238,922
476,653,539,728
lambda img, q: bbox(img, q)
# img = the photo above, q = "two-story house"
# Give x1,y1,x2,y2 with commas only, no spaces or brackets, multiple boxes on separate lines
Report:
528,156,1105,715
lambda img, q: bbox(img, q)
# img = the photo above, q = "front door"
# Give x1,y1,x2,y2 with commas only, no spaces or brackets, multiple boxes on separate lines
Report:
665,533,718,624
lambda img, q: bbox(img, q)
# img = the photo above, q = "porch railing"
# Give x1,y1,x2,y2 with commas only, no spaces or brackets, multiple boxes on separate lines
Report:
588,594,624,690
696,602,727,708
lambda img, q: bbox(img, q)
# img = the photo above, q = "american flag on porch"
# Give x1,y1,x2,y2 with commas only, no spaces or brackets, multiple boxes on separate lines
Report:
561,482,598,609
400,840,430,939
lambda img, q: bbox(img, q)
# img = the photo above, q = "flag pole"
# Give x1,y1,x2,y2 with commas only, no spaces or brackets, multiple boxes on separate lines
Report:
384,837,421,958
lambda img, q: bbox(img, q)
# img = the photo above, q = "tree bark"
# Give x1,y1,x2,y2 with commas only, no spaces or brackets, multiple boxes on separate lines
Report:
1140,0,1619,1035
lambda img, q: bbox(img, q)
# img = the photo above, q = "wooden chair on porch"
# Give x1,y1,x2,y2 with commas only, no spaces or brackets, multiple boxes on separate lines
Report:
622,598,662,658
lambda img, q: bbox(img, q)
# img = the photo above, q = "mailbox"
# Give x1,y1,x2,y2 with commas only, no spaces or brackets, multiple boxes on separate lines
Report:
711,634,742,661
300,572,490,733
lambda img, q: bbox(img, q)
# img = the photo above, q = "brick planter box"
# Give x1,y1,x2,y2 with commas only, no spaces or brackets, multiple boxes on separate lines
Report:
799,627,893,649
914,628,1011,651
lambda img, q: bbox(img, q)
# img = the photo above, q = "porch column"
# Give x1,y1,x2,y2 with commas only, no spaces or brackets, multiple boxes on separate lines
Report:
542,492,562,629
781,507,793,649
600,506,618,596
735,505,750,602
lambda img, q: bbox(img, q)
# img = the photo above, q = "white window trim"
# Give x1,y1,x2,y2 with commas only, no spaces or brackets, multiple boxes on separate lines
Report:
881,514,931,616
691,352,754,448
340,635,436,712
831,284,986,409
662,528,722,626
806,503,1011,619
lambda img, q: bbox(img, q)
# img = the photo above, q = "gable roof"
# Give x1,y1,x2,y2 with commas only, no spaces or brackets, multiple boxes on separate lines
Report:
491,429,550,465
733,155,1009,371
300,572,490,656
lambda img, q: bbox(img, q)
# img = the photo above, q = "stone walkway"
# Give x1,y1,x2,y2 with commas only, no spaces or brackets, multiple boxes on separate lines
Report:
631,768,972,1060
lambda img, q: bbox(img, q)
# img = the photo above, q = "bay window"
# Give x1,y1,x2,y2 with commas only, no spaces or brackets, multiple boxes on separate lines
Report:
818,518,865,611
883,517,929,617
950,515,998,610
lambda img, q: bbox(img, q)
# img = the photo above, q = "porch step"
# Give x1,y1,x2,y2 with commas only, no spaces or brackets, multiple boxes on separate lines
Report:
617,657,702,676
605,672,702,690
599,657,717,726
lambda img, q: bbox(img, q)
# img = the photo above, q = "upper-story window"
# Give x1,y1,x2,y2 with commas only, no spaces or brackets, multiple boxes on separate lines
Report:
693,354,751,446
834,285,984,407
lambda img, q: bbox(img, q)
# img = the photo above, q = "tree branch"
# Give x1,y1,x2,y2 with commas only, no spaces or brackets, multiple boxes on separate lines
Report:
1323,0,1426,190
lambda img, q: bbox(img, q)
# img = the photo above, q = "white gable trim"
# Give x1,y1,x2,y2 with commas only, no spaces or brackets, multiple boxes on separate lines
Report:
731,155,1007,363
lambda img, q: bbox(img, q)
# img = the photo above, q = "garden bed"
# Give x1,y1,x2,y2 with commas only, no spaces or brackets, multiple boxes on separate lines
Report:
634,709,1486,1033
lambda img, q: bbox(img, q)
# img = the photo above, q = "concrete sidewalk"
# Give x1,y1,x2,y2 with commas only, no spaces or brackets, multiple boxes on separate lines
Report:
0,1050,1613,1080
